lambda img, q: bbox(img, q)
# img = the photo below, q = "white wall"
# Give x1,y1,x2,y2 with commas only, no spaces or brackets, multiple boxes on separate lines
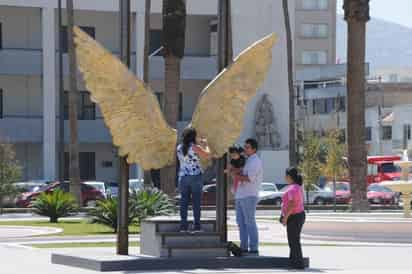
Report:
232,0,294,151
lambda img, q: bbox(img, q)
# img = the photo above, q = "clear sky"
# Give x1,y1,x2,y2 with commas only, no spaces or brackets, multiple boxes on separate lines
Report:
337,0,412,28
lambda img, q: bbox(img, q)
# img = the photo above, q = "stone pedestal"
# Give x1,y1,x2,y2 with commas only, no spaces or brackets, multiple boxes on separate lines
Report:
140,216,229,258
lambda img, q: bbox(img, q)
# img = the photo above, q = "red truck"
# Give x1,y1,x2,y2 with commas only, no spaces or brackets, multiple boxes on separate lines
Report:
367,155,403,184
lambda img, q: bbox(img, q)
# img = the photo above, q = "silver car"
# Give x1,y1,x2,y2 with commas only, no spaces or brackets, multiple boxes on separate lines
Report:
258,182,284,205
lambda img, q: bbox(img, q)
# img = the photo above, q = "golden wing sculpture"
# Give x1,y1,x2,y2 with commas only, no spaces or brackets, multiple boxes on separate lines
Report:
73,26,276,170
191,34,277,159
73,26,177,170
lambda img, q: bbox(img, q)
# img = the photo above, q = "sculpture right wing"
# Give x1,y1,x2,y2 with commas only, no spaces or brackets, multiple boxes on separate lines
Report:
73,26,177,170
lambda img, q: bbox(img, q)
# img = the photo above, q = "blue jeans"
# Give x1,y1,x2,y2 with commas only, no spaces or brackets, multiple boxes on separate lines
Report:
236,196,259,252
178,174,203,230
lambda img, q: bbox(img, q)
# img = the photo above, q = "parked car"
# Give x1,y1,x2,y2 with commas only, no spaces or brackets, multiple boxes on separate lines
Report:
367,183,399,205
325,181,352,204
202,184,218,205
129,179,143,192
84,181,107,198
202,182,285,206
258,182,284,205
289,185,334,205
16,181,105,208
12,181,55,207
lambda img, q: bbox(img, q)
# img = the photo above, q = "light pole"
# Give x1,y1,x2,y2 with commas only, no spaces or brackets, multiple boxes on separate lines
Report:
58,0,65,182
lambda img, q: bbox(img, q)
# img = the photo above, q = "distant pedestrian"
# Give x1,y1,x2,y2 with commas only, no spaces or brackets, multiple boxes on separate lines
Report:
281,167,306,269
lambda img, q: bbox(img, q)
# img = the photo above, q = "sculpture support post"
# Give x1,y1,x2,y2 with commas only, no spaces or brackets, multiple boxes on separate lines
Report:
117,0,131,255
216,0,232,242
403,193,411,218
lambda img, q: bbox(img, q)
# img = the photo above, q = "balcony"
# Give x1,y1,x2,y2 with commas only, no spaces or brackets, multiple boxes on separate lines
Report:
296,63,370,81
0,117,42,143
304,85,346,99
149,56,217,80
63,119,112,143
0,49,217,80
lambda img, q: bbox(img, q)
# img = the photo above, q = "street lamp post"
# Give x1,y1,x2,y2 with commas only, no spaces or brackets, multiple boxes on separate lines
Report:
58,0,65,182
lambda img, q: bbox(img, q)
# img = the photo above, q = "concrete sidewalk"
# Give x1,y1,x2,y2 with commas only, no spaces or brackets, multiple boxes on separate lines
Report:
1,244,412,274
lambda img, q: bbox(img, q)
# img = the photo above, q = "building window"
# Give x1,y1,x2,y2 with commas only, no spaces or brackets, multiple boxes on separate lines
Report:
336,96,346,112
155,92,163,108
301,24,329,38
302,0,328,10
366,127,372,141
150,30,162,56
61,26,95,53
0,89,3,118
64,91,96,120
382,126,392,140
64,152,96,180
0,23,2,49
178,92,183,121
302,51,327,65
404,124,411,140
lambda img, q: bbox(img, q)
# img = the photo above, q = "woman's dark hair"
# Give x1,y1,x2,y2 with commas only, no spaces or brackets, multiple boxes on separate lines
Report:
286,167,303,186
182,127,197,156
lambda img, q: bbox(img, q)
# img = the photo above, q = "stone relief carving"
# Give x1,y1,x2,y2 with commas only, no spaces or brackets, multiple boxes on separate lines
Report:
254,94,281,150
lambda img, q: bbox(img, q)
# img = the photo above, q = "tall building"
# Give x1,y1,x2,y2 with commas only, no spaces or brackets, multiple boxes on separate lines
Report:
294,0,337,70
0,0,293,183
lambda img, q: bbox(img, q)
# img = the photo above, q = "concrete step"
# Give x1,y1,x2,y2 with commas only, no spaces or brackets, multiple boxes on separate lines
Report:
153,219,216,233
159,232,222,246
161,242,229,258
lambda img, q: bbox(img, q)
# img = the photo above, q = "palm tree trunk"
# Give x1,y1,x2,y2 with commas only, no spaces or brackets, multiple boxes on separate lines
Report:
282,0,296,166
160,54,181,195
66,0,81,206
344,0,370,212
160,0,186,196
143,0,153,187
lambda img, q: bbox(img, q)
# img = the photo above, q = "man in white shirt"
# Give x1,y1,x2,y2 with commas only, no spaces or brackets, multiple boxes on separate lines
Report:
232,138,263,256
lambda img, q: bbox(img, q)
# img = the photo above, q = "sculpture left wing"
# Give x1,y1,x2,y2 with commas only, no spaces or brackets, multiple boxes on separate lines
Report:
190,33,277,158
73,26,177,170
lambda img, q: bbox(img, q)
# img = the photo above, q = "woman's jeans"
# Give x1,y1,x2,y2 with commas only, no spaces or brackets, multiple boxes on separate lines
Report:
178,174,203,230
235,196,259,252
287,211,306,268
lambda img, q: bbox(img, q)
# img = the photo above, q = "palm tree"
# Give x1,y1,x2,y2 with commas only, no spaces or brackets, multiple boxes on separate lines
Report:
66,0,81,205
143,0,153,187
160,0,186,196
282,0,296,166
344,0,370,212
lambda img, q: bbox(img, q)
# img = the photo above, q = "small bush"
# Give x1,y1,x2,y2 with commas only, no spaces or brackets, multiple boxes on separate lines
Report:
87,197,134,232
31,189,78,223
130,187,176,224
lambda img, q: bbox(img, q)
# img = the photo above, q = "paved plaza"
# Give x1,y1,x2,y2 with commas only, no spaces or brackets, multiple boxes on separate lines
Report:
1,212,412,274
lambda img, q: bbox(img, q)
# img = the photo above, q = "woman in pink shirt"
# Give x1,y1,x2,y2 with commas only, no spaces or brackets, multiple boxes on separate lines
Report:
281,167,306,269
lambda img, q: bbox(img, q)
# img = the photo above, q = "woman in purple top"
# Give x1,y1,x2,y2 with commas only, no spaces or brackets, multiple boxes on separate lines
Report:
281,167,306,269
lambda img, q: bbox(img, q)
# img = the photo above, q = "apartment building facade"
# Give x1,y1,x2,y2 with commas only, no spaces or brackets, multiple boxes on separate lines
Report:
0,0,293,182
295,0,337,70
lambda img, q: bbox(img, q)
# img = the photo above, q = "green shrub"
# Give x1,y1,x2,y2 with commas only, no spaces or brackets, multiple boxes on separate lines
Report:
130,187,176,224
87,197,134,232
31,189,78,223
